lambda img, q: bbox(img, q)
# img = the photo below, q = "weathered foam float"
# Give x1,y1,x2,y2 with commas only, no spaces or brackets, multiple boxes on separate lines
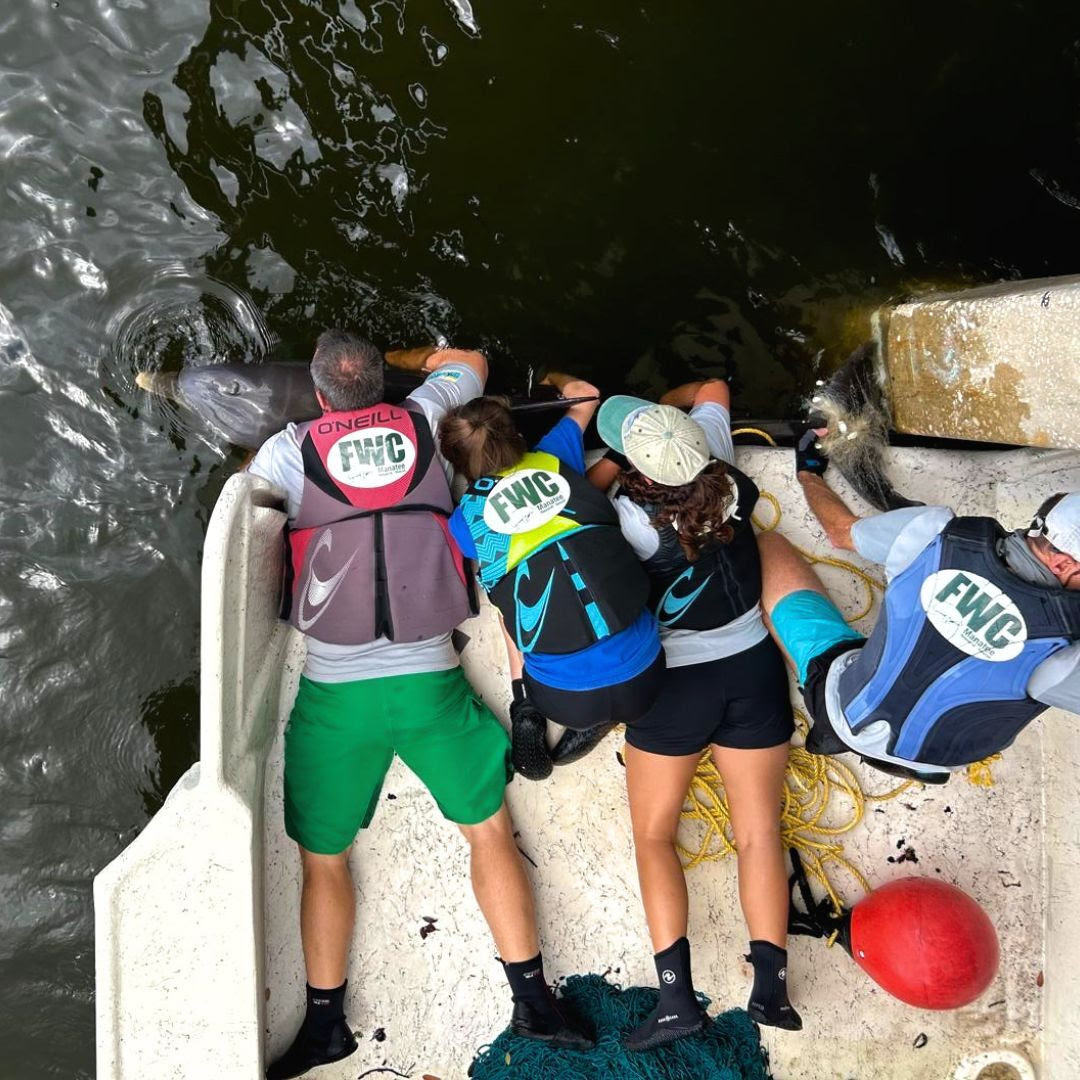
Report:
96,278,1080,1080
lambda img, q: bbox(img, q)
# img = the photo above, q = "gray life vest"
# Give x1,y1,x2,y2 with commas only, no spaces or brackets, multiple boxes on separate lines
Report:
282,402,474,645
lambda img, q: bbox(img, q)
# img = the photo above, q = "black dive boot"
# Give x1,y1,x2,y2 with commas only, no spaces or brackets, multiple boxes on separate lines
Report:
746,940,803,1031
550,722,617,767
503,954,593,1051
509,995,594,1051
266,982,358,1079
266,1018,357,1079
510,680,553,781
624,937,707,1052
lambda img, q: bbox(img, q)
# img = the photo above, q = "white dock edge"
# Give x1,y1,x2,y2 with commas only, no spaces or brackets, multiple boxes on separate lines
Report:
94,474,288,1080
96,456,1080,1079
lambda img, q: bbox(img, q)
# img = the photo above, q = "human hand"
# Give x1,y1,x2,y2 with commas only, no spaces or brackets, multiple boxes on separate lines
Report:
795,428,829,477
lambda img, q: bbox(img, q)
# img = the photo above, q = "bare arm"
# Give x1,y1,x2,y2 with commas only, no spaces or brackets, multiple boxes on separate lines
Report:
799,473,859,550
587,456,621,491
540,370,600,431
659,377,731,411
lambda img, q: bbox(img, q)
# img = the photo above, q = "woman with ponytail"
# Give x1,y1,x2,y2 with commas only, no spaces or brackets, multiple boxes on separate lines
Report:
588,378,802,1050
439,375,663,783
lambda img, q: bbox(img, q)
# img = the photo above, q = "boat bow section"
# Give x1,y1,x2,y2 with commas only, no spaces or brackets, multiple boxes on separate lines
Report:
94,474,290,1080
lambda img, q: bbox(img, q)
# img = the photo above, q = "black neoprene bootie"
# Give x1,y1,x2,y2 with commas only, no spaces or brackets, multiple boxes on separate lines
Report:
746,940,803,1031
510,996,595,1051
265,1017,358,1079
550,722,616,766
624,937,707,1052
502,953,594,1050
510,680,553,781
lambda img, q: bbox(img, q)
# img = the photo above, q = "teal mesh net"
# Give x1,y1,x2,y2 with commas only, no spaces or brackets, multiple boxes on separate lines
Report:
470,974,771,1079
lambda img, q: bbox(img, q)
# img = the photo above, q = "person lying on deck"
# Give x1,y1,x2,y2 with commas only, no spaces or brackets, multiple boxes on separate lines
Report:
586,378,801,1048
438,375,663,781
757,429,1080,783
248,331,591,1080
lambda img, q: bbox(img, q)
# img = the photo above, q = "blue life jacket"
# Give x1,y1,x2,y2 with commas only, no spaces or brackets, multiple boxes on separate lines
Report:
838,517,1080,767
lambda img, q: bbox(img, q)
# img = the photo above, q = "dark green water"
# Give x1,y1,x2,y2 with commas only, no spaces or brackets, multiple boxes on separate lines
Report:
4,1,1080,1074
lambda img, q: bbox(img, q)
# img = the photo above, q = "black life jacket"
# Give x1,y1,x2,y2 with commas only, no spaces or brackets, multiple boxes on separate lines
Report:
839,516,1080,767
282,402,473,645
625,464,762,630
457,451,649,654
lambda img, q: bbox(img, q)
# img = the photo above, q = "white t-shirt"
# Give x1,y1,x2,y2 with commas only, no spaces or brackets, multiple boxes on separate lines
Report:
248,363,484,683
609,401,769,668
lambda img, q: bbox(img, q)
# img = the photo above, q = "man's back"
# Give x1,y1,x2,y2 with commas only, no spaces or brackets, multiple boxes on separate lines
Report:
249,359,486,683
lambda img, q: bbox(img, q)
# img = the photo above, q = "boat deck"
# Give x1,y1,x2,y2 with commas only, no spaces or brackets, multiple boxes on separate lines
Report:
96,444,1080,1079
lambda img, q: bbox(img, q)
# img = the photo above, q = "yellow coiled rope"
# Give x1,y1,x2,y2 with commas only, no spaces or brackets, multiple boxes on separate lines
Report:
675,427,993,916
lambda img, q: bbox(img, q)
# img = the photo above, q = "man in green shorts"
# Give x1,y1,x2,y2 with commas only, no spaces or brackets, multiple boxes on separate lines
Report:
249,331,591,1079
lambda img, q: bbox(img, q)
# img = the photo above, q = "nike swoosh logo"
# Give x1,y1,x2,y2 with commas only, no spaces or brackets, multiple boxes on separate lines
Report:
658,566,712,626
514,564,556,652
297,531,358,631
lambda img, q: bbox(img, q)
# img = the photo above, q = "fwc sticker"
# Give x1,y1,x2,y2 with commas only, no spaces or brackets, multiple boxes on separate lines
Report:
327,427,416,488
483,469,571,534
919,569,1028,661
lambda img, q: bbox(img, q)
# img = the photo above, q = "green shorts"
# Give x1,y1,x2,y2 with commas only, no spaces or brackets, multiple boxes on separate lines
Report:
284,665,511,855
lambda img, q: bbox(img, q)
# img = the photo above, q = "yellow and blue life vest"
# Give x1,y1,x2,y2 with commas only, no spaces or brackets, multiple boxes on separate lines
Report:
458,451,649,654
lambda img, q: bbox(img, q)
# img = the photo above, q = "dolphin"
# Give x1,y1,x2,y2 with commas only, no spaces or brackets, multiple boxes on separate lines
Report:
136,355,596,450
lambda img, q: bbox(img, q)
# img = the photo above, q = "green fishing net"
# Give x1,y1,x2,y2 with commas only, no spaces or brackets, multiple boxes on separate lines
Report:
470,975,771,1079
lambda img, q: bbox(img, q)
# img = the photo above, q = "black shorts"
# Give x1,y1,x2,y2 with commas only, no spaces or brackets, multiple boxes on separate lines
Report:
625,636,794,756
523,649,665,731
799,638,867,744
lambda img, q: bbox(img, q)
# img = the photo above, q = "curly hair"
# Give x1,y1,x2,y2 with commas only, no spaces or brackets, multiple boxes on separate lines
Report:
619,459,735,560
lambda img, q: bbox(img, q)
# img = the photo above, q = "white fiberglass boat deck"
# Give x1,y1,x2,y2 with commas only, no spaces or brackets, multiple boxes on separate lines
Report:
95,445,1080,1080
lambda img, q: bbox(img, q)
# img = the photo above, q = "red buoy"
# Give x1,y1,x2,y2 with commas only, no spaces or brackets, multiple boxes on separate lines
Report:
848,877,1000,1009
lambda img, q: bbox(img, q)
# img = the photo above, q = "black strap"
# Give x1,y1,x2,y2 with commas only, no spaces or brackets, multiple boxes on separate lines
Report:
787,849,852,951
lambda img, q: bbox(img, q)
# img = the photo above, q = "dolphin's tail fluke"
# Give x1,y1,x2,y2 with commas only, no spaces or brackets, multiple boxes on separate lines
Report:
135,371,180,398
810,343,923,513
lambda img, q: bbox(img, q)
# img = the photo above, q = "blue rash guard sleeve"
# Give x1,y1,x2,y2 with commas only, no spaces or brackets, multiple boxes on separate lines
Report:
448,506,477,561
534,416,587,474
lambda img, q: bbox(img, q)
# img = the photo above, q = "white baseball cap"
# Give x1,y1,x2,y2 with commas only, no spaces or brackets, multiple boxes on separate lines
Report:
597,395,710,487
1034,492,1080,561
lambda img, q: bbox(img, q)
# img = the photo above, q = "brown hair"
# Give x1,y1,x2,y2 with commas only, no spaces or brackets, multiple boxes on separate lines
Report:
619,460,735,560
438,396,529,481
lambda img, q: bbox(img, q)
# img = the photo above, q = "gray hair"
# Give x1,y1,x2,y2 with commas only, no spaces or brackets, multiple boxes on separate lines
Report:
310,329,384,411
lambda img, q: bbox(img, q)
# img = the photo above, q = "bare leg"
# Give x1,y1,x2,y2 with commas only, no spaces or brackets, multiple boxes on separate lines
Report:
757,530,833,613
709,744,790,946
267,847,360,1076
712,741,802,1030
299,846,355,988
757,531,835,674
458,802,540,962
624,744,702,951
